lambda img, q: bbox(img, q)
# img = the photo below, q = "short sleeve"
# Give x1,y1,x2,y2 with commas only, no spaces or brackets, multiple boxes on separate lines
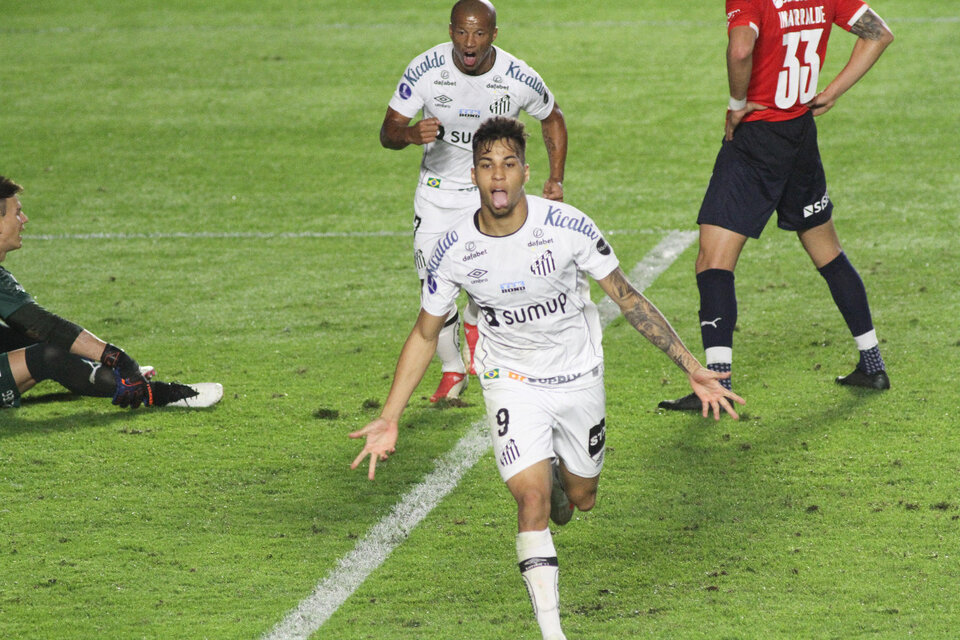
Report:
726,0,760,34
573,227,619,282
387,56,427,119
835,0,869,30
516,64,555,121
421,268,460,318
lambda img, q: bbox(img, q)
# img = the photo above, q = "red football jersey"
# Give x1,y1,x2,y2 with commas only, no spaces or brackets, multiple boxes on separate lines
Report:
726,0,869,122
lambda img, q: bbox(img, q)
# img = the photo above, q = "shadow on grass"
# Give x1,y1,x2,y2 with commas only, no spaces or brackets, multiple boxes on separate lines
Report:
20,391,85,405
0,396,145,438
623,385,893,546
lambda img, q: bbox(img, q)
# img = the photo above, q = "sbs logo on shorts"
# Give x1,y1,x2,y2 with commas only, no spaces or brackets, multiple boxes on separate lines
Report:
588,418,606,459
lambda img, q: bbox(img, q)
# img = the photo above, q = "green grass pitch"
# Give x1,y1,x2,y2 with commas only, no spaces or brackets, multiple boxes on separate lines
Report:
2,1,959,638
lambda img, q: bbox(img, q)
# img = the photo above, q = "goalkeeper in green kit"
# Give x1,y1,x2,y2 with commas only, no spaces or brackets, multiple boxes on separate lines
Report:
0,175,222,410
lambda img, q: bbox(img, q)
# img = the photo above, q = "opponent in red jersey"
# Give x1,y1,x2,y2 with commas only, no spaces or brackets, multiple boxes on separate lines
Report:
660,1,894,412
726,0,872,122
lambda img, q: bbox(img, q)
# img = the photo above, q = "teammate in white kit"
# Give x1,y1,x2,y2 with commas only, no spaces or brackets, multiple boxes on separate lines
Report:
352,118,743,640
380,0,568,402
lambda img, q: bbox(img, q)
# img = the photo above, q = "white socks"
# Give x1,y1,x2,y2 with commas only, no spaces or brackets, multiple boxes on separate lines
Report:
853,328,879,351
517,528,565,640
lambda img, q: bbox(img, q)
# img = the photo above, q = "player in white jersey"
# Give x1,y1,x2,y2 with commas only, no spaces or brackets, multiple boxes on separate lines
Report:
380,0,568,403
352,118,743,640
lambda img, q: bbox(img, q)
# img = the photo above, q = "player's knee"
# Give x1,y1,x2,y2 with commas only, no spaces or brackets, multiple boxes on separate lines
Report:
23,343,66,381
568,484,597,512
514,486,549,510
514,486,550,523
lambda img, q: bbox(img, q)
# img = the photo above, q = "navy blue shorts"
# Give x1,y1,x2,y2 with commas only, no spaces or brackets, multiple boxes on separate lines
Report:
697,111,833,239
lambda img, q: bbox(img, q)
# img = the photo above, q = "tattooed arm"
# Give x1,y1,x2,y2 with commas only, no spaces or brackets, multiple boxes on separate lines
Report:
597,267,701,373
806,8,894,116
596,267,744,419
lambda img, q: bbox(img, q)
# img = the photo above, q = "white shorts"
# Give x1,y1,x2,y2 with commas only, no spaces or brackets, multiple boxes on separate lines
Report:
413,186,478,280
482,379,607,483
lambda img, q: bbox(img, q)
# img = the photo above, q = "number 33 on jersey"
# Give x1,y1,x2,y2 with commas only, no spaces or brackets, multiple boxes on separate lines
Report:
726,0,871,121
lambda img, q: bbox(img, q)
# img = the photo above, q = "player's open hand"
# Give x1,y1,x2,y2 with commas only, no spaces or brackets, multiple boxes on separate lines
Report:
408,117,442,145
349,417,399,480
687,367,745,420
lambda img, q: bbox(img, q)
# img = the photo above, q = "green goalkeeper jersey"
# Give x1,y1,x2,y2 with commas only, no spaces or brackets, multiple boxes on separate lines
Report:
0,266,34,321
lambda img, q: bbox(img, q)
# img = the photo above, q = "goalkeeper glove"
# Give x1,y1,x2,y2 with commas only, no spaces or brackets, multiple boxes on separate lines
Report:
102,344,153,408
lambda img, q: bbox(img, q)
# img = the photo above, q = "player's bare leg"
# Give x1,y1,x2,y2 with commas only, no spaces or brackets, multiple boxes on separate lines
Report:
550,458,598,526
8,348,37,393
507,459,568,640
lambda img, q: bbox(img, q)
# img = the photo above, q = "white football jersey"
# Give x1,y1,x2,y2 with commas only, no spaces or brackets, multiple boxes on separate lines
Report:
388,44,555,206
421,196,619,389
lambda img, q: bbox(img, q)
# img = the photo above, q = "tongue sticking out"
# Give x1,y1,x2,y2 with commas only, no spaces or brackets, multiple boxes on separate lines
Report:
491,190,509,209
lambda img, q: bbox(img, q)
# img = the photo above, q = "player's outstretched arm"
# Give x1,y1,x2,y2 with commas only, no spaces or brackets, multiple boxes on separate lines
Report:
349,308,446,480
596,267,744,420
379,107,441,149
539,103,567,201
5,302,151,407
806,9,893,116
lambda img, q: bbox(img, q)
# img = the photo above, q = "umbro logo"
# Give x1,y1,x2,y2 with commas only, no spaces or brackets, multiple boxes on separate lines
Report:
467,268,488,279
435,95,453,104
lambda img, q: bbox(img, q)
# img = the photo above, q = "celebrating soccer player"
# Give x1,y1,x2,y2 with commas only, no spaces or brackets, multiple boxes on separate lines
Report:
0,176,222,410
350,117,743,640
660,0,894,412
379,0,568,402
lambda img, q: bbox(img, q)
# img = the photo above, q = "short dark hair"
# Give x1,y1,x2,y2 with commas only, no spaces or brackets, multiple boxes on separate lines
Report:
0,176,23,217
472,116,527,165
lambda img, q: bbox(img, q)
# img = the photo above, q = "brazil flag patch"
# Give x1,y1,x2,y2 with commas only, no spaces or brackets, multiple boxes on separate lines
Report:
483,369,500,380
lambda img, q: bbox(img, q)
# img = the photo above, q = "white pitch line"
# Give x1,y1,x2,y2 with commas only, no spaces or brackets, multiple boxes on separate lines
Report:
262,421,491,640
27,230,410,240
261,229,698,640
598,230,698,326
25,228,661,242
